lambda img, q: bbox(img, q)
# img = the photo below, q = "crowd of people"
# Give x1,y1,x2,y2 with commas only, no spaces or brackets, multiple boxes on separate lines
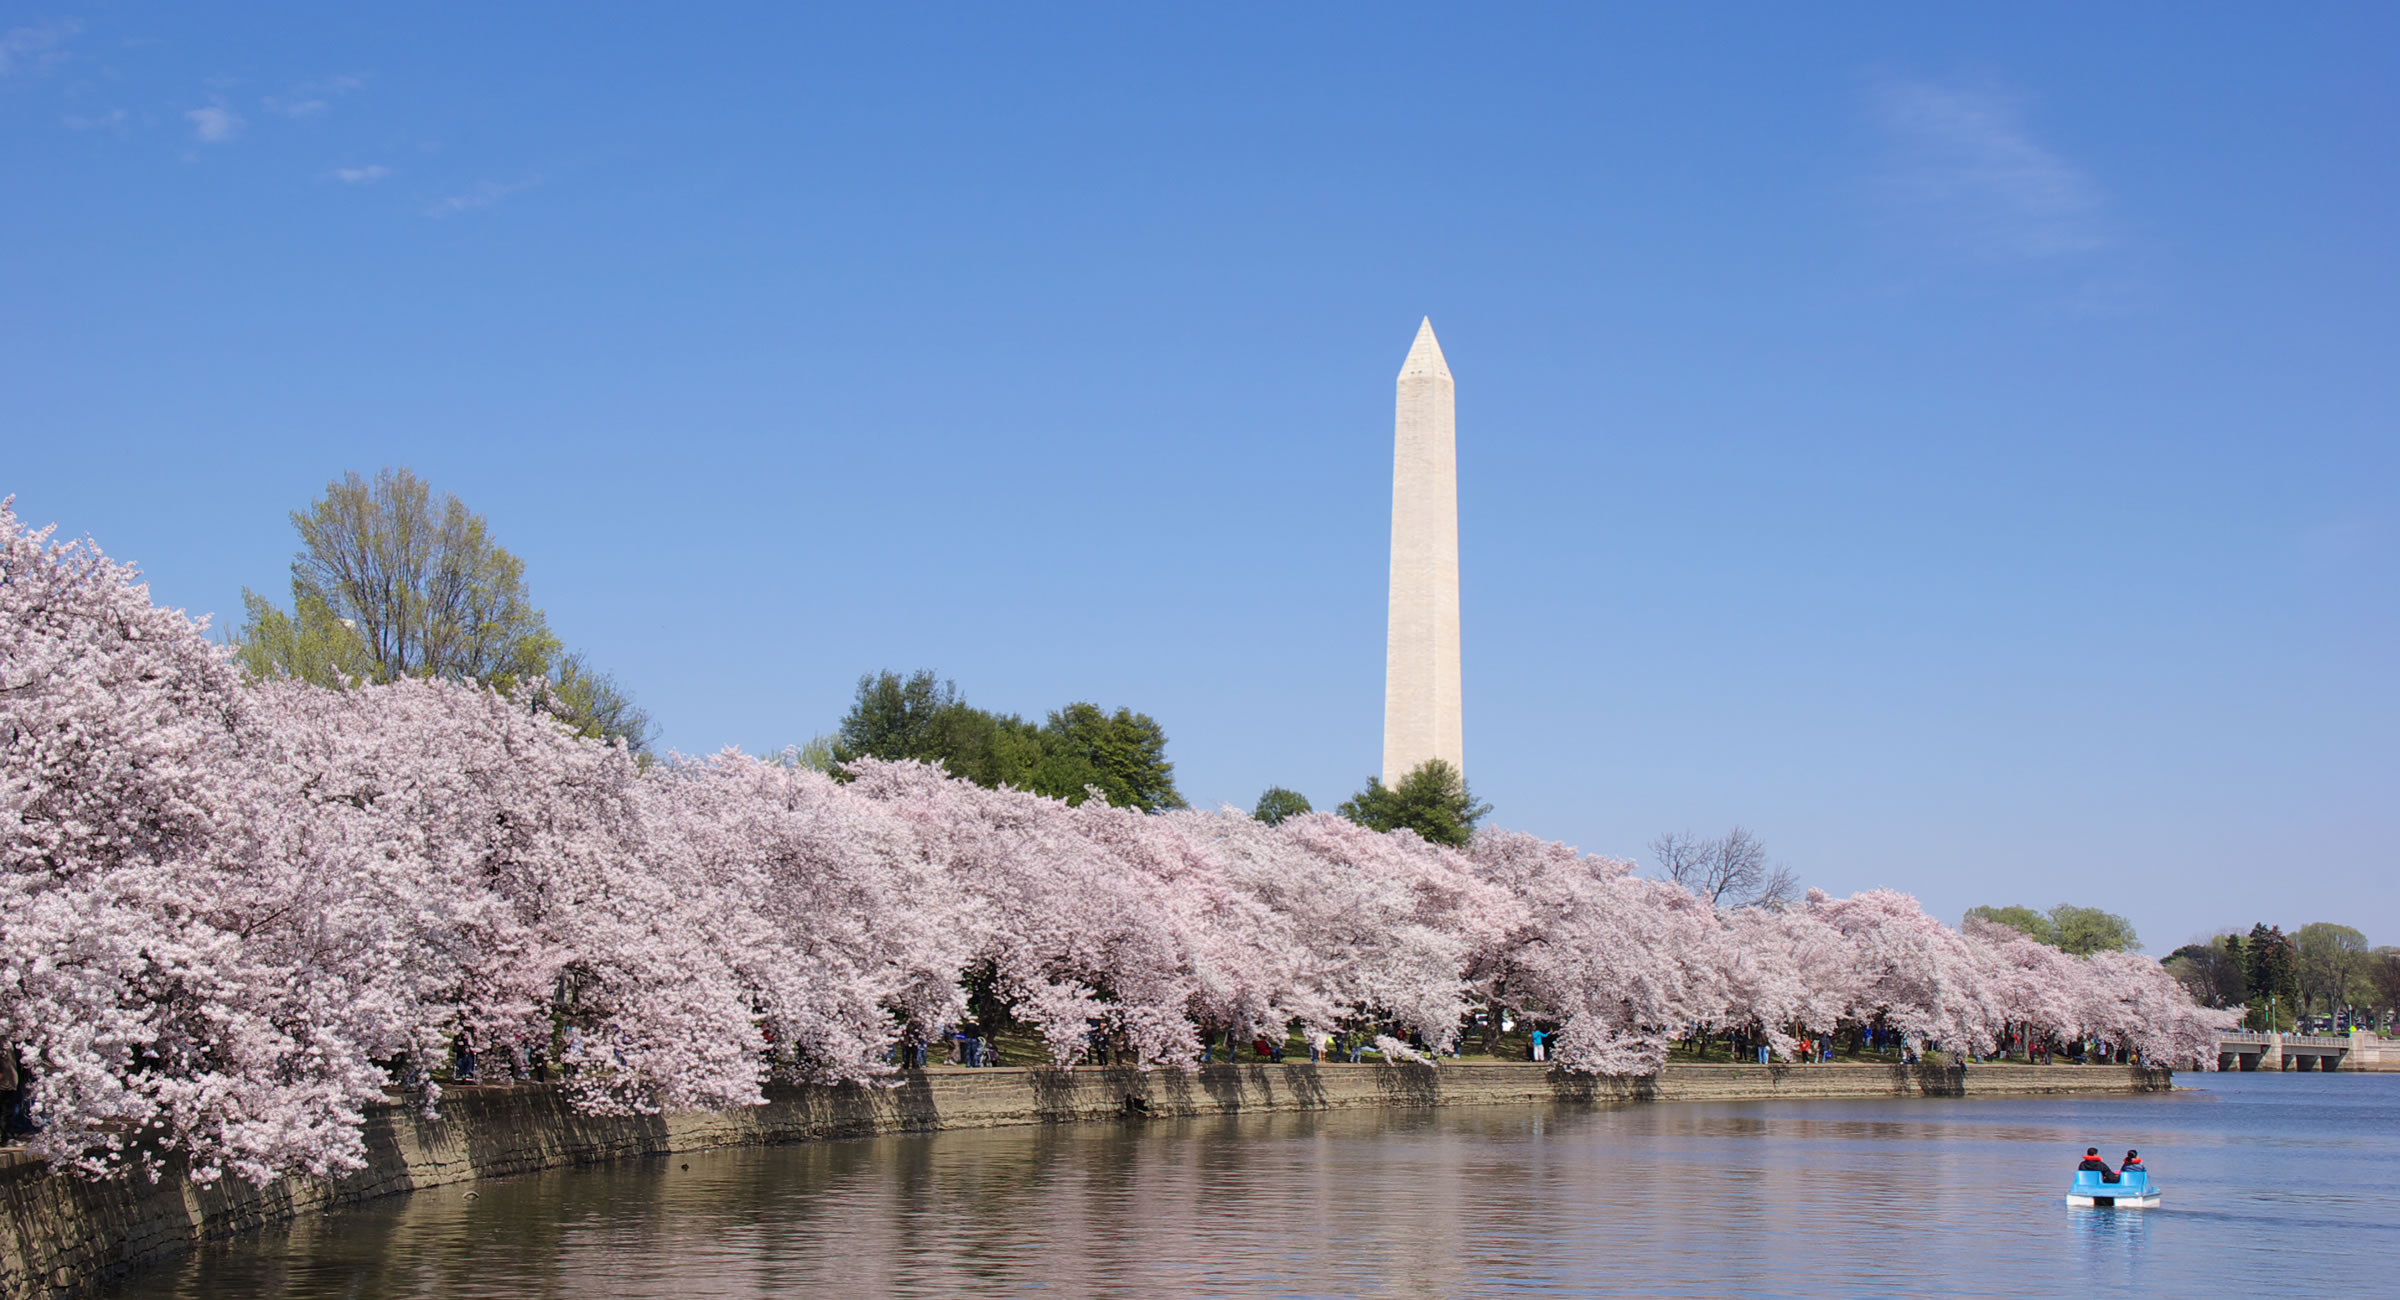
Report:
1,502,2240,1186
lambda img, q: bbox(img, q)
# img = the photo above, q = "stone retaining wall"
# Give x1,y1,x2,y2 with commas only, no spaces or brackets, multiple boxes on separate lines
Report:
0,1060,2168,1299
2340,1033,2400,1072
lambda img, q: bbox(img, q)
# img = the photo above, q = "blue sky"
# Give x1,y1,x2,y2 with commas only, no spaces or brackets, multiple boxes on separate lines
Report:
6,5,2394,950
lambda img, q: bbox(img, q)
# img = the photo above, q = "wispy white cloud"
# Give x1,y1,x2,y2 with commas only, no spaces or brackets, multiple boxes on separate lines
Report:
1874,80,2106,259
0,19,77,76
267,73,365,119
332,164,390,184
185,103,244,143
427,176,538,217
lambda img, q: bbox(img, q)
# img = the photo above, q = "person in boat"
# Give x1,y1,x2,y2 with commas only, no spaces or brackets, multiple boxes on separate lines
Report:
2077,1148,2120,1183
2121,1150,2144,1178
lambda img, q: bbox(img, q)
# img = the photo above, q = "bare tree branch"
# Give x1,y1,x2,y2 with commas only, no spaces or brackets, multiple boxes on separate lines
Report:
1652,825,1800,910
1651,831,1713,898
1749,862,1801,912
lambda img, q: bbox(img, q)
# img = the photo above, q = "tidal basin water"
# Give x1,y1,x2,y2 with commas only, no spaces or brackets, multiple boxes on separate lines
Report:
109,1071,2397,1298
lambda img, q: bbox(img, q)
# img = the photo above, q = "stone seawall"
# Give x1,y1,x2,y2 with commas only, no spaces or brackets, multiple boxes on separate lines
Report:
0,1061,2168,1299
2337,1033,2400,1072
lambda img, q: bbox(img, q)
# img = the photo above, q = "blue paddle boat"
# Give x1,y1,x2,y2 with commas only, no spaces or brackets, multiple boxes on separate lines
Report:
2066,1166,2160,1208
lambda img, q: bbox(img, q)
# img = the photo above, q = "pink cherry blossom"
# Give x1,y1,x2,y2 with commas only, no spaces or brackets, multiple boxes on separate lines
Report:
0,499,2241,1187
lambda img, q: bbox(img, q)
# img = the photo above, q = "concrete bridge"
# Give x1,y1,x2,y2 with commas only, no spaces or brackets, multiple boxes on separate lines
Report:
2216,1030,2400,1072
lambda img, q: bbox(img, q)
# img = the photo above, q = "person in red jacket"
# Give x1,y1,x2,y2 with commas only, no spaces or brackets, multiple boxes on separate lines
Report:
2121,1150,2145,1178
2077,1147,2119,1183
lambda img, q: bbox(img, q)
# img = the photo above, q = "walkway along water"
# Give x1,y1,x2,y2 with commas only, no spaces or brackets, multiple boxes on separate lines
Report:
2216,1029,2400,1072
0,1060,2169,1300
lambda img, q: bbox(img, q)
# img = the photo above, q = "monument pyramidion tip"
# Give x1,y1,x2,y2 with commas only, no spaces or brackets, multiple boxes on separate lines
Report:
1399,316,1451,379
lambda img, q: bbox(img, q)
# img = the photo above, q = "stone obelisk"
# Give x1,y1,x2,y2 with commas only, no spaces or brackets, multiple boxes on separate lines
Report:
1382,318,1462,787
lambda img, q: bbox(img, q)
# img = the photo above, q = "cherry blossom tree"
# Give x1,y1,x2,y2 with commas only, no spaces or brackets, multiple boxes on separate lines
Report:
1218,811,1516,1053
3,498,2245,1185
849,760,1218,1067
1,501,384,1184
1705,903,1855,1059
251,677,763,1117
1465,830,1713,1074
642,750,970,1083
1962,916,2092,1055
1805,889,1999,1058
2077,948,2239,1066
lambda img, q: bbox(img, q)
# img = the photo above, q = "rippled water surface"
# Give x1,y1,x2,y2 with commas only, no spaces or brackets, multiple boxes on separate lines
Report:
108,1071,2399,1298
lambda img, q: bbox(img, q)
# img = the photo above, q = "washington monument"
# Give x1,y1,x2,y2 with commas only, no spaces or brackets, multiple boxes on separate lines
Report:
1382,318,1462,786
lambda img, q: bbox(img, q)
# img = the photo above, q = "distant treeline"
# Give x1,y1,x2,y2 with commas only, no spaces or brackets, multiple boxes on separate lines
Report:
2161,924,2399,1031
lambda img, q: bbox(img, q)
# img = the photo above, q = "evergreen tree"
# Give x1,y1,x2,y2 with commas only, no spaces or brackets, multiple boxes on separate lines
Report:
1337,758,1490,848
1028,701,1185,811
831,670,1184,811
1252,787,1313,826
2243,923,2299,1026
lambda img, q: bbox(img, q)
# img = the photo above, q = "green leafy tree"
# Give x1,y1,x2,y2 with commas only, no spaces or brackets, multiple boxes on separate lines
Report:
771,734,840,774
2243,923,2299,1028
2368,948,2400,1033
2049,905,2140,957
831,670,1184,811
1964,905,2059,947
2163,934,2248,1008
1337,758,1490,848
832,670,1043,789
1252,787,1313,826
246,467,559,688
1960,903,2138,955
524,652,655,753
1025,701,1185,811
236,467,651,750
834,670,973,767
2292,922,2369,1022
231,589,371,687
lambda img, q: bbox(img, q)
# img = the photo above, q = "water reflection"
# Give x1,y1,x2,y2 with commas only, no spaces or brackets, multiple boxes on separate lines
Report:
109,1073,2399,1298
2067,1203,2151,1268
